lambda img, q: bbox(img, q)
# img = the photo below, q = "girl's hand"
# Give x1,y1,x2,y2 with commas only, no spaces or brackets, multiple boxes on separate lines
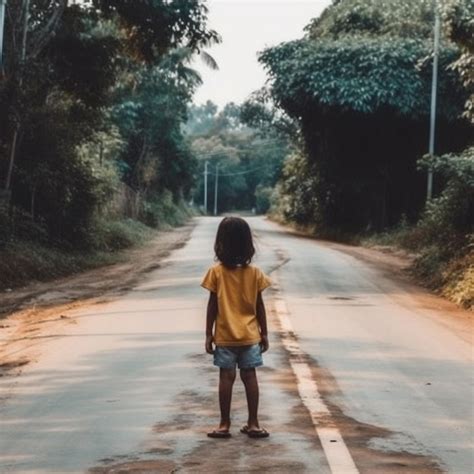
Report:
205,335,214,354
260,334,269,353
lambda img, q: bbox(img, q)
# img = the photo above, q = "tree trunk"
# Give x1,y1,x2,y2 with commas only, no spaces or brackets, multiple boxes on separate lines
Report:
30,181,36,221
4,124,19,191
3,0,29,192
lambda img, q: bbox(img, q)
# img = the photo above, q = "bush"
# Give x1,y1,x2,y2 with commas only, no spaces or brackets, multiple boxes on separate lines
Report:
0,240,112,289
255,185,273,214
84,218,153,252
274,150,323,228
0,217,153,290
364,148,473,308
416,148,473,254
142,190,192,229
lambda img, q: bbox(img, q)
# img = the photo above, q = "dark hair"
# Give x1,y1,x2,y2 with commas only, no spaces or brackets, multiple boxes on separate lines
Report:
214,217,255,267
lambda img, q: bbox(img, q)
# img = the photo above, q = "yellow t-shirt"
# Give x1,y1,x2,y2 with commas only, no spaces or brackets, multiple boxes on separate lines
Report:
201,263,271,346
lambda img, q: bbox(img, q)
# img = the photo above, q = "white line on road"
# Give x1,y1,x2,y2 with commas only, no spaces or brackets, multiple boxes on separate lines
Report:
272,273,360,474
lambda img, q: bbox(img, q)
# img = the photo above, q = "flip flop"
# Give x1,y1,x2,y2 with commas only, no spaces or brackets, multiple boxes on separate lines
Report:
207,429,231,439
240,425,270,438
248,428,269,438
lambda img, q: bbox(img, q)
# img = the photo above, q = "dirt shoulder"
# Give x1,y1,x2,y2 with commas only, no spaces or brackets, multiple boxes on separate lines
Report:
0,222,195,319
0,222,195,375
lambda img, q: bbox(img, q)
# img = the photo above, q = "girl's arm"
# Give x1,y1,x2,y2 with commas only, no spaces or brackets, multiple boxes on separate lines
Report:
205,292,218,354
256,292,269,352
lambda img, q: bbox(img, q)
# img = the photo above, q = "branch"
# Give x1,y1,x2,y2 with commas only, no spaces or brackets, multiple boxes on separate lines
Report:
29,0,67,59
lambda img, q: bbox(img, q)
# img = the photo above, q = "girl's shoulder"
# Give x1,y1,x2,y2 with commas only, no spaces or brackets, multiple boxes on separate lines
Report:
246,264,263,273
209,262,229,275
215,263,259,274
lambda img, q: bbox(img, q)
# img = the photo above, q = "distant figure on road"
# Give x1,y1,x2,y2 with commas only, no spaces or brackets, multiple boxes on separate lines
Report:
201,216,271,439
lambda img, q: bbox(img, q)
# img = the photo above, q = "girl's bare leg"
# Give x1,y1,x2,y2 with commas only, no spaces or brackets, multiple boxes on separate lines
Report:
217,368,236,430
240,368,259,430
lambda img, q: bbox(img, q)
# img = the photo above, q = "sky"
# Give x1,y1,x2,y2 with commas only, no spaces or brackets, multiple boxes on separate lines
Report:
193,0,332,108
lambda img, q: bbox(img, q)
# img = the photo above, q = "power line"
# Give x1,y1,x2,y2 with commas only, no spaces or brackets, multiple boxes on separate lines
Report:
202,161,278,216
194,145,292,161
218,165,274,177
201,163,276,177
191,138,293,161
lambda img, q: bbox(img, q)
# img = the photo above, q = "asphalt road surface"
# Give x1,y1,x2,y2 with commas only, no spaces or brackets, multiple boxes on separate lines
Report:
0,217,472,473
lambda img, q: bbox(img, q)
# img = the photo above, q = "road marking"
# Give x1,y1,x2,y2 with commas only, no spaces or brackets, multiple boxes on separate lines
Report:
272,273,360,474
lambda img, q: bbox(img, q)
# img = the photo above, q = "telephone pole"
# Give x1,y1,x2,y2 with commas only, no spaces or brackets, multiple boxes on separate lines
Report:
20,0,29,63
4,0,30,194
213,164,219,216
427,2,440,201
0,0,6,74
203,161,209,213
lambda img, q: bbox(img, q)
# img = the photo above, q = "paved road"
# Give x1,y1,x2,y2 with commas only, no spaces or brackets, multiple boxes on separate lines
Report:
0,217,472,473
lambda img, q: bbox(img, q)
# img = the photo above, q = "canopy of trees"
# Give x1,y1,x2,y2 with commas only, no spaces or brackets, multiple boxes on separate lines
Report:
185,101,289,213
257,0,472,234
0,0,218,245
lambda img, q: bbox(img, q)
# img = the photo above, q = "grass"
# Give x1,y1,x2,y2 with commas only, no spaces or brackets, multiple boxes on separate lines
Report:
0,240,116,289
0,195,196,291
142,192,195,230
0,218,156,290
361,226,473,310
0,205,195,292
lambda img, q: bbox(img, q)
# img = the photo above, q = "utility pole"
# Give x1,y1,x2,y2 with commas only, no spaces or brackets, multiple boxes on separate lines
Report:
213,163,219,216
0,0,6,75
203,161,208,214
20,0,29,62
4,0,29,193
427,1,440,201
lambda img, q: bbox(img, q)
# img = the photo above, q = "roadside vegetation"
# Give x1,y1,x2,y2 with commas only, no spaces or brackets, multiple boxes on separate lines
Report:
0,1,471,308
0,1,215,289
185,101,290,214
363,148,473,309
241,0,473,308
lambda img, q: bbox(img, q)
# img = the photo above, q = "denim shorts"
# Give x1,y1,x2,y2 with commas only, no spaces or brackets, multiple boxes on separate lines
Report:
214,344,263,369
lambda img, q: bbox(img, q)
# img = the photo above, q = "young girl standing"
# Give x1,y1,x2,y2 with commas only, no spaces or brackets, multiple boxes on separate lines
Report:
201,217,271,439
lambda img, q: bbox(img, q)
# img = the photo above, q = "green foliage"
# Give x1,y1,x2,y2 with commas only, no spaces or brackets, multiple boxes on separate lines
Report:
93,0,219,62
442,0,474,122
114,55,199,198
416,148,474,246
271,150,323,228
260,37,464,119
184,100,219,135
305,0,435,40
0,217,152,290
84,218,153,252
258,0,471,233
366,147,473,308
418,147,474,187
186,101,288,213
255,185,273,214
1,0,217,248
142,191,192,229
240,88,299,139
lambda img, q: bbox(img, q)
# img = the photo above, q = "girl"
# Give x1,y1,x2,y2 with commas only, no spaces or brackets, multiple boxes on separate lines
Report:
201,216,271,439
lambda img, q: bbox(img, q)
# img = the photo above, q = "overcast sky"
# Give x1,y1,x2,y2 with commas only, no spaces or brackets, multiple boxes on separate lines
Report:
193,0,332,108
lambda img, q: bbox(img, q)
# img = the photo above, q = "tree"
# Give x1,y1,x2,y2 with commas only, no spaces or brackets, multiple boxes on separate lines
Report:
0,0,218,243
186,102,288,213
442,0,474,123
258,0,471,233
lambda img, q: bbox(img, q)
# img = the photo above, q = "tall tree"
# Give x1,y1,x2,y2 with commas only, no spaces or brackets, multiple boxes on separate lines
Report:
258,0,471,234
0,0,219,243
